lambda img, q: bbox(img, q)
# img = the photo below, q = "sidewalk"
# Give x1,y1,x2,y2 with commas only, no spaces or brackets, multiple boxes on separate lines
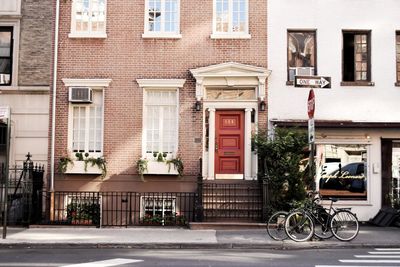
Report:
0,225,399,249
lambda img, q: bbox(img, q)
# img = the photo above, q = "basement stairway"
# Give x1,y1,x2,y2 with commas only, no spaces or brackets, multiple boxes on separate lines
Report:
190,180,265,229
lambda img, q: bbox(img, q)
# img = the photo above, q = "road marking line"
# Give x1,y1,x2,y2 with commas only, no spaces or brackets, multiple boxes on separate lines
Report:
62,258,143,267
340,259,400,263
355,255,400,258
375,248,400,251
369,251,400,254
316,265,400,267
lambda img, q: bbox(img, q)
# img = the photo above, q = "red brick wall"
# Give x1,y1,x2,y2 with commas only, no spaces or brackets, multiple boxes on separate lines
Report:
54,0,268,190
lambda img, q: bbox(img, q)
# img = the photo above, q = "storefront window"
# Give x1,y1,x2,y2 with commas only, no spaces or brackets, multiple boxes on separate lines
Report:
316,144,367,200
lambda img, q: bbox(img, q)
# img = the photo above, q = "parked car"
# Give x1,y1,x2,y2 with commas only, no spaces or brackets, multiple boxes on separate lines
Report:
320,162,366,192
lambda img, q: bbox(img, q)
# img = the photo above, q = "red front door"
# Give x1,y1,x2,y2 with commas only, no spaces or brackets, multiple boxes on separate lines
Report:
215,110,244,178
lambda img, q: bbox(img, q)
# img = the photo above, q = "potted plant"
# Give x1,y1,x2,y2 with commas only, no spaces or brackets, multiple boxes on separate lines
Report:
137,158,148,180
67,202,100,225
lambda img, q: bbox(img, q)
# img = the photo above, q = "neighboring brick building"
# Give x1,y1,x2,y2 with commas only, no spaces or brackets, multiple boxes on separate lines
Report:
0,0,51,167
51,0,270,203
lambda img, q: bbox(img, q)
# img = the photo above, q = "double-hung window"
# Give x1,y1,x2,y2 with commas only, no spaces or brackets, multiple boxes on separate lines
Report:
70,90,103,156
0,27,13,86
342,31,372,85
143,0,181,38
287,30,316,83
212,0,250,39
144,89,178,158
70,0,107,38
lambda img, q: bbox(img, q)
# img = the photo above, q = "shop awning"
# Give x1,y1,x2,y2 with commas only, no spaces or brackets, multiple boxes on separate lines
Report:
270,119,400,129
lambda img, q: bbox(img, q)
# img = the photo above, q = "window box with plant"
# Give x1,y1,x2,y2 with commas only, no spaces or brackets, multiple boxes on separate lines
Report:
67,202,100,225
58,152,107,177
137,152,183,177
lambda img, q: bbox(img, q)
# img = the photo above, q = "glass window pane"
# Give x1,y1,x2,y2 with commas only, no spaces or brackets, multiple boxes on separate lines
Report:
317,144,368,201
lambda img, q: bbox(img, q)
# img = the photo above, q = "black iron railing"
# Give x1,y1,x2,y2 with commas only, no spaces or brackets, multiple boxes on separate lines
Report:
50,191,196,227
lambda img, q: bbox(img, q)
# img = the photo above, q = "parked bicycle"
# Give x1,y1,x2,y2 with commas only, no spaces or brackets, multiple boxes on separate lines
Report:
284,193,359,242
267,195,328,241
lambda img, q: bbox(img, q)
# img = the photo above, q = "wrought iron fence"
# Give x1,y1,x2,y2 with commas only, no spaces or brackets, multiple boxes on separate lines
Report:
50,191,196,227
0,159,45,226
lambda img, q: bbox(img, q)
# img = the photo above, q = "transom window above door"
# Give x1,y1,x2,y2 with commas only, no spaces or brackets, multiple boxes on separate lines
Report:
69,0,107,38
206,88,256,100
212,0,250,39
143,0,181,39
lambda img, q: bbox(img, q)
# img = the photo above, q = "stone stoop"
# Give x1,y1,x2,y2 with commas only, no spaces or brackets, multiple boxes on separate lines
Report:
201,180,263,223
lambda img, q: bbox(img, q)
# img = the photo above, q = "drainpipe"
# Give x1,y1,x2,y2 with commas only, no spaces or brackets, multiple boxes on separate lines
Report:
50,0,60,219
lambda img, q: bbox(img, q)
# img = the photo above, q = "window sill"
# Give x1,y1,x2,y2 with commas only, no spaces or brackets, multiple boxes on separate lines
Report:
144,161,179,176
142,33,182,39
286,81,294,86
64,161,102,175
68,32,107,39
210,33,251,39
340,81,375,86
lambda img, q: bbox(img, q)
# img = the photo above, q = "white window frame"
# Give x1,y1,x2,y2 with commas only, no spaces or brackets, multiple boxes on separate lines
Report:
69,0,107,39
63,78,111,159
142,0,182,39
0,20,20,88
137,79,185,159
211,0,250,39
68,89,104,158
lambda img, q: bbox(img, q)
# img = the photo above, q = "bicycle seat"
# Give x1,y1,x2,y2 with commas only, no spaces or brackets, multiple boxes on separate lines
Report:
329,197,338,202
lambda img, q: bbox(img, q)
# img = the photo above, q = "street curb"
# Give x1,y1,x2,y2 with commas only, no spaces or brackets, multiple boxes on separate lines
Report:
0,242,398,250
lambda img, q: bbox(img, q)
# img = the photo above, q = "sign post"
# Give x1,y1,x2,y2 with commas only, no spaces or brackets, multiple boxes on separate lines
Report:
0,107,10,239
307,90,316,191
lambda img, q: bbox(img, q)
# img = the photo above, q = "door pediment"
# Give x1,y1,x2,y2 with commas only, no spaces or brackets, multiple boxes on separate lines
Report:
190,62,271,101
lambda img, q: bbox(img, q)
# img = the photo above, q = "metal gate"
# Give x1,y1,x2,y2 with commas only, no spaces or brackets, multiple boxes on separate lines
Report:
0,154,44,226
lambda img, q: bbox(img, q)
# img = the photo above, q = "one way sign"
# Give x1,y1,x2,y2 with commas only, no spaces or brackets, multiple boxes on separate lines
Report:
295,75,331,88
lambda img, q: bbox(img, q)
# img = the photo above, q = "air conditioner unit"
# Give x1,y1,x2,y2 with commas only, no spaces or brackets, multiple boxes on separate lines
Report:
0,73,10,85
289,67,315,81
69,87,92,103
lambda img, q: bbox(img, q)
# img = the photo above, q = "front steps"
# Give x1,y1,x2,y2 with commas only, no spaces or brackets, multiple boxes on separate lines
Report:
201,180,263,223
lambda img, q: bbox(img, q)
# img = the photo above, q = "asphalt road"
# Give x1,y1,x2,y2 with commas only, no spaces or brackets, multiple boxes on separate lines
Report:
1,247,400,267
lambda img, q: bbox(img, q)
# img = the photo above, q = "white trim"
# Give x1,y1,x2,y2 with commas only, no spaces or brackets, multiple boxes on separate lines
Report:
0,20,20,87
69,0,107,38
0,0,21,15
210,33,251,39
68,33,107,39
137,79,185,88
212,0,249,37
141,33,182,39
62,78,112,87
67,89,104,158
143,0,181,37
142,87,180,159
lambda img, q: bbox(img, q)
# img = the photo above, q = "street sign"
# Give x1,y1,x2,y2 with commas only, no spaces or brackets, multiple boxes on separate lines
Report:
308,118,315,143
295,75,331,88
307,89,315,119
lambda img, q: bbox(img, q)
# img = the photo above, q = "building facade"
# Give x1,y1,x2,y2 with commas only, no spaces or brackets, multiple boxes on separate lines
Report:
51,0,269,199
268,0,400,221
0,0,51,167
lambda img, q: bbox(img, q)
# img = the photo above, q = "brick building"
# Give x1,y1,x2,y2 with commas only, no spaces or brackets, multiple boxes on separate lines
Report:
0,0,51,167
50,0,270,223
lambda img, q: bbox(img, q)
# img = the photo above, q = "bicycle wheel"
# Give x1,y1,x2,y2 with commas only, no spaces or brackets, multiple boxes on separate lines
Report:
313,211,334,239
267,211,288,241
330,210,359,241
285,211,314,242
